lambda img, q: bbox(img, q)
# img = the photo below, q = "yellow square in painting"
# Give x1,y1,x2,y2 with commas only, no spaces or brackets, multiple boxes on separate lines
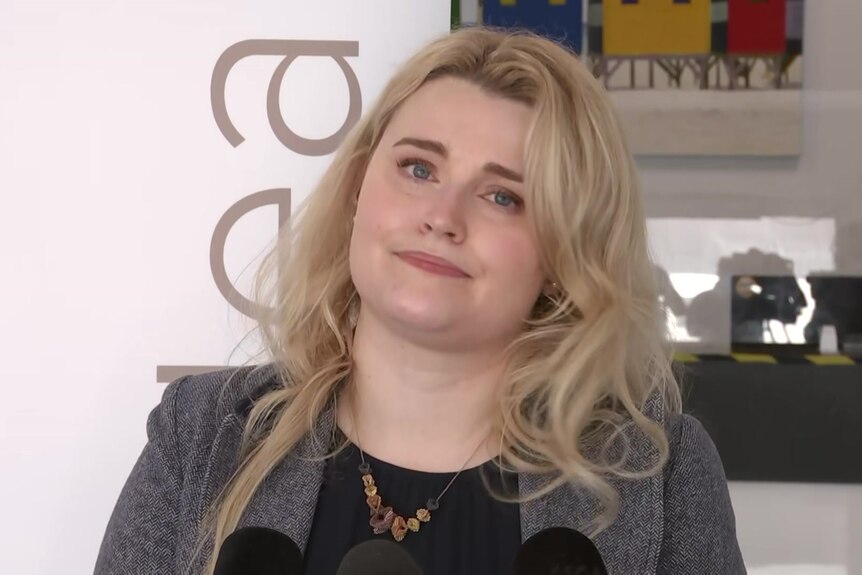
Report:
604,0,711,56
550,0,567,5
500,0,517,5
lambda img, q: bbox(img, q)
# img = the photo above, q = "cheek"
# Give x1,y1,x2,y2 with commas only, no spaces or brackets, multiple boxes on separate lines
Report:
350,166,405,269
352,175,385,241
480,230,544,291
355,161,404,232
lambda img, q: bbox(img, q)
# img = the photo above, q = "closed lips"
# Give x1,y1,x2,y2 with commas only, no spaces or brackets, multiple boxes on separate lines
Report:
396,251,469,277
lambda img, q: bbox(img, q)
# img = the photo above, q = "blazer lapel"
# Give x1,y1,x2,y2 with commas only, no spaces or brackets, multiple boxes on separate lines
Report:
192,369,336,567
195,365,284,525
236,403,335,553
518,471,603,540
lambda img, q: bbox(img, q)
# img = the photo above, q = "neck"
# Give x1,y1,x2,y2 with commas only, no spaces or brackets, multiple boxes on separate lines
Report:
337,311,508,472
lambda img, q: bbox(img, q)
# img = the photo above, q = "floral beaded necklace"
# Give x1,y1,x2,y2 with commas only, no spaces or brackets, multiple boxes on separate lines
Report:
345,393,487,542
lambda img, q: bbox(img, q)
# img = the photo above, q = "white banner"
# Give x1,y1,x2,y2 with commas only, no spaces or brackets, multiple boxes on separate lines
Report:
0,2,449,573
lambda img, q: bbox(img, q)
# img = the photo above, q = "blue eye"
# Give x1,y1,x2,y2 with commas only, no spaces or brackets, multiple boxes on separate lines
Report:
487,190,522,211
397,158,435,181
493,192,514,207
412,163,431,180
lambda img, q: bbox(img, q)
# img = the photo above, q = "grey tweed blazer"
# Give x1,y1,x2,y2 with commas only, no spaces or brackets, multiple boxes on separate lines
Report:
94,365,746,574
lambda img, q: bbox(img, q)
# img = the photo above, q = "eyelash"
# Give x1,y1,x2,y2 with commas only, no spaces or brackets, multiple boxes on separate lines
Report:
394,157,523,212
488,190,524,211
396,157,435,180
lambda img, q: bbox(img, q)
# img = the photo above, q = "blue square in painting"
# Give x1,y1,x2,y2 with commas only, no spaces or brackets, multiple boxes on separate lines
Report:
482,0,585,54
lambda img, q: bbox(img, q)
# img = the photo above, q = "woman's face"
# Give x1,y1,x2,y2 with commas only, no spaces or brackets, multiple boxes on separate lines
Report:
349,76,546,351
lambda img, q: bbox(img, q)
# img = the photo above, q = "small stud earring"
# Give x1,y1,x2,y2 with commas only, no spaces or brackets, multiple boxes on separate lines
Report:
543,282,559,297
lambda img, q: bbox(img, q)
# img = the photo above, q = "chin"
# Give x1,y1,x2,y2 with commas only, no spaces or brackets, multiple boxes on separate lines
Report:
384,300,462,333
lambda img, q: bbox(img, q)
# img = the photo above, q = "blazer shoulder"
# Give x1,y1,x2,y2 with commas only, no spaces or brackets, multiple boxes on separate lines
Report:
661,412,731,510
663,412,724,479
156,363,282,453
658,413,746,572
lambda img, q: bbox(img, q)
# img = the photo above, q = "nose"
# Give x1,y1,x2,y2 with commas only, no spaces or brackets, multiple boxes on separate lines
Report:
420,189,466,243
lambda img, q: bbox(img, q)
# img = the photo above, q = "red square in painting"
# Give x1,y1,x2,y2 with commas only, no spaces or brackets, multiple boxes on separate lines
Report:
728,0,787,54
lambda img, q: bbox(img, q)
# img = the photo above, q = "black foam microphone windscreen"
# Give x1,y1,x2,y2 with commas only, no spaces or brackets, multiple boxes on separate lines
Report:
514,527,608,575
212,526,304,575
336,539,424,575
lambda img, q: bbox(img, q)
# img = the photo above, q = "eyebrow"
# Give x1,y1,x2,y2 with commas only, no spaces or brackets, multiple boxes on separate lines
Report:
484,162,523,184
393,137,447,157
393,137,524,184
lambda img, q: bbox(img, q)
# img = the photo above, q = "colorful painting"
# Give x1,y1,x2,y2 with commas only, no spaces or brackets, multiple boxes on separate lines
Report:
480,0,805,156
482,0,585,53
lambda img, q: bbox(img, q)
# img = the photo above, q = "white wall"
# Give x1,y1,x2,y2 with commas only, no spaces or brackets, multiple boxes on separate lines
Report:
0,2,450,573
729,482,862,575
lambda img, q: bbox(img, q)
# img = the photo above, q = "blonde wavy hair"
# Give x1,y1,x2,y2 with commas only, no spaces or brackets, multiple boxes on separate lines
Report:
197,26,680,573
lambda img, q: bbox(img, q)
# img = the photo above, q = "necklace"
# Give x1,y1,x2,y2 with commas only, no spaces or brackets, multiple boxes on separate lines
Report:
347,394,487,542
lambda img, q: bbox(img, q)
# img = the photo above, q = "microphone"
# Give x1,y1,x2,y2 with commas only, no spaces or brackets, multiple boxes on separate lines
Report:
514,527,608,575
213,526,303,575
336,539,424,575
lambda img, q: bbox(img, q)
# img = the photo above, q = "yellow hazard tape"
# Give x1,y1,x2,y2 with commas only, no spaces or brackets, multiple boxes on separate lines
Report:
730,353,778,364
672,352,857,365
805,355,857,366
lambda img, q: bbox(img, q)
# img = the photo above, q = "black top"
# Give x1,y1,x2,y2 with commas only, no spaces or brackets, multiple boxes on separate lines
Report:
303,432,522,575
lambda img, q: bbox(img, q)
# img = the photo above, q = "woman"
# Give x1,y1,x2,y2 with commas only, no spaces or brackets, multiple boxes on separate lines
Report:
95,27,745,574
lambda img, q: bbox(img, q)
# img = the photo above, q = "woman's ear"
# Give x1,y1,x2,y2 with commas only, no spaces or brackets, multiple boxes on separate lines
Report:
542,281,560,298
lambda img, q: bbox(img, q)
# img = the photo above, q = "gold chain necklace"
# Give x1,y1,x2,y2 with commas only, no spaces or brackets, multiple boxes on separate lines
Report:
347,394,486,542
